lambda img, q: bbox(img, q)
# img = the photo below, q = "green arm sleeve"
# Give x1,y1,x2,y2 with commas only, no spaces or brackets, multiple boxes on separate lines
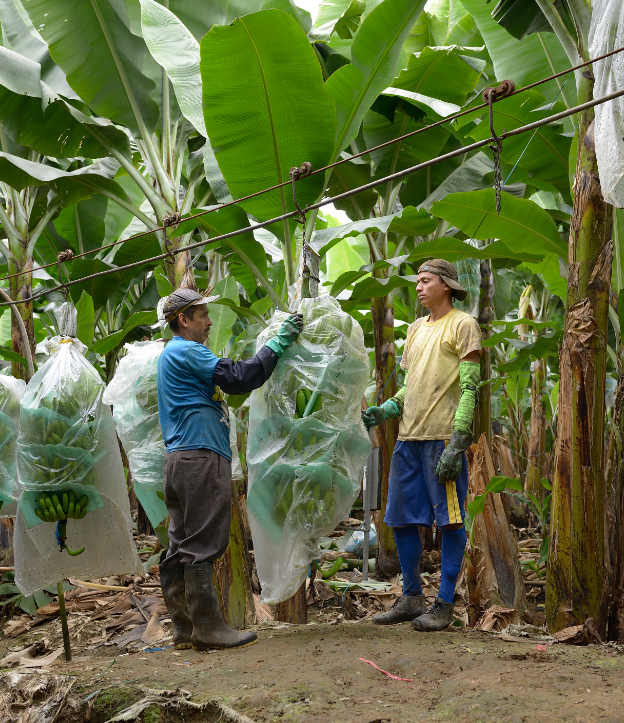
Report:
389,371,408,416
454,361,481,434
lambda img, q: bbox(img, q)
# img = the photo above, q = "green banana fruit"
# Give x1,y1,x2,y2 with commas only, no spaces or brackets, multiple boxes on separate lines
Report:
296,390,306,417
321,557,343,579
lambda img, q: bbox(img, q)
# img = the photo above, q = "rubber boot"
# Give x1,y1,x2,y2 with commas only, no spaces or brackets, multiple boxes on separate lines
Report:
159,563,193,649
412,598,455,631
184,561,257,650
372,595,427,625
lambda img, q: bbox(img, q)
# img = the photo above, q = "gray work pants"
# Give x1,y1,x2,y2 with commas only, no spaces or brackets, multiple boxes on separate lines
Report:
160,449,232,567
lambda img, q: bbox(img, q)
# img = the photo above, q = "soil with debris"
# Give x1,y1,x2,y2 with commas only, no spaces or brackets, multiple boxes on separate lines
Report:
0,521,613,722
2,593,624,723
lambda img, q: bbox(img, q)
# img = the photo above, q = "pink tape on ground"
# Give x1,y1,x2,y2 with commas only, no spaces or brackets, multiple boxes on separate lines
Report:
359,658,413,681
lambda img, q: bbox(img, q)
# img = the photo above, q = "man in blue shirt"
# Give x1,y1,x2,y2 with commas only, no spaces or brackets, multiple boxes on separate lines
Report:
157,288,302,651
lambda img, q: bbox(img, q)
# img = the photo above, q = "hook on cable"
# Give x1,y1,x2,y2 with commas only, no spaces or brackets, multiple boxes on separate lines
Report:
57,249,74,301
482,81,514,216
289,162,313,227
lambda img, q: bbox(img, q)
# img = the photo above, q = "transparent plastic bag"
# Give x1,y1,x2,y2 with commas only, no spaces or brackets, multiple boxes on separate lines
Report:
17,304,106,493
230,409,243,482
246,295,371,603
0,376,26,506
14,303,141,593
589,0,624,207
103,341,168,530
103,341,165,493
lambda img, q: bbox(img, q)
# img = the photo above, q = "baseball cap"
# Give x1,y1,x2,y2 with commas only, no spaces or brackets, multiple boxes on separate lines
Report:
161,288,220,323
417,259,467,301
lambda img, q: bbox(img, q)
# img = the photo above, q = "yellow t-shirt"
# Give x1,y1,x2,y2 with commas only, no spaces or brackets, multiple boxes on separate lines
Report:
399,308,482,441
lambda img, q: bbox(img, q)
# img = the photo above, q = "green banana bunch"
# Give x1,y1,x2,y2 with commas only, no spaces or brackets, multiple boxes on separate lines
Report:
34,490,89,522
293,388,322,418
273,481,336,527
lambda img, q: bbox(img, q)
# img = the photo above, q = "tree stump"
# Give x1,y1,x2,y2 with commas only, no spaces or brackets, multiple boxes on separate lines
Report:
275,582,307,624
466,434,526,620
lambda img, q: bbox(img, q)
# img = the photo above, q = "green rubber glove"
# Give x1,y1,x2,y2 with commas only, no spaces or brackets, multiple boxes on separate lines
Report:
265,314,304,358
435,430,472,483
361,400,399,429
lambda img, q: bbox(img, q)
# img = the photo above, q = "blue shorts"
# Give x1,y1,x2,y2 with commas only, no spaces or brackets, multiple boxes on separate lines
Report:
384,440,468,528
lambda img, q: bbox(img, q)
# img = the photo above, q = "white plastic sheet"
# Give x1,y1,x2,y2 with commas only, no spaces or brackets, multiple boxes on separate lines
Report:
246,295,370,603
14,303,141,595
103,341,166,494
590,0,624,207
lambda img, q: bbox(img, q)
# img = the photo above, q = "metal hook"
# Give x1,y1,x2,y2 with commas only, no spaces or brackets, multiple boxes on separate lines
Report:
289,162,313,227
57,249,74,301
162,212,181,269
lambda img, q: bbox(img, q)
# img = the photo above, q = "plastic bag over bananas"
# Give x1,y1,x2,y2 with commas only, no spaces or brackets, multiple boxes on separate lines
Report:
0,375,26,511
14,302,141,595
247,295,371,604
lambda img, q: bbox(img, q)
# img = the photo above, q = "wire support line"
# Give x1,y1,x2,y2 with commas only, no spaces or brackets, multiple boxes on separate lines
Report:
2,85,624,309
0,45,622,289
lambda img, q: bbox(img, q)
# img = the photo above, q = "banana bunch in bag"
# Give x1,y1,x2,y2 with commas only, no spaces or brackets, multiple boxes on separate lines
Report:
0,376,26,507
16,302,107,556
246,295,371,604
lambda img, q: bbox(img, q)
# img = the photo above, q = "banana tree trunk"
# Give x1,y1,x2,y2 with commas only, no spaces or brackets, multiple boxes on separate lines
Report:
526,359,546,498
475,260,494,445
8,254,35,381
602,374,624,641
546,103,614,633
371,292,400,576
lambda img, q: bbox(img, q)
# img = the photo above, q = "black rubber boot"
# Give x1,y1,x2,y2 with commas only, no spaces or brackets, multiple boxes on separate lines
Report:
412,598,455,631
184,561,257,650
159,563,193,649
372,595,428,625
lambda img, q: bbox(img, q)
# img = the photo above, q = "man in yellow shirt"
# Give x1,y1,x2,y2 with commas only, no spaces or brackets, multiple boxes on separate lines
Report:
362,260,481,631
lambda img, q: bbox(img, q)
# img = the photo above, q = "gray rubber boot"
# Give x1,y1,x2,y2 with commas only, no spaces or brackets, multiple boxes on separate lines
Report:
159,563,193,650
372,595,428,625
412,598,455,631
184,561,257,650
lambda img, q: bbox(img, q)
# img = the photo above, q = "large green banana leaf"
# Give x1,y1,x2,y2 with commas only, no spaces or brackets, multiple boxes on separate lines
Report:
460,0,576,107
0,46,128,159
363,111,450,178
0,0,78,98
325,0,428,158
331,237,544,297
138,0,206,137
328,161,379,222
326,237,369,282
431,188,566,256
262,0,312,34
419,151,494,210
23,0,159,138
393,46,485,106
207,276,239,356
423,0,483,48
310,206,438,255
53,196,108,255
488,0,575,42
135,0,226,42
200,10,336,231
197,206,286,310
226,0,263,23
464,90,572,202
0,154,130,206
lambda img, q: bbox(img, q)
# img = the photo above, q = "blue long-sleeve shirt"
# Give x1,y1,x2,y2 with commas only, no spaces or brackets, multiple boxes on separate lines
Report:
157,336,278,459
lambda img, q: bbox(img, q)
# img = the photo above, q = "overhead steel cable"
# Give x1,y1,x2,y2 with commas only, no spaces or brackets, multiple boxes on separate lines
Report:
1,84,623,309
1,44,622,288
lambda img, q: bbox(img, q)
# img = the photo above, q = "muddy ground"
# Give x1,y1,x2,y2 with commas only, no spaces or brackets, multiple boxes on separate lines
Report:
2,614,624,723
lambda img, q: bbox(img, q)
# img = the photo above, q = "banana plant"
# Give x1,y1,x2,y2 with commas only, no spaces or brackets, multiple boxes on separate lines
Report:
486,0,613,636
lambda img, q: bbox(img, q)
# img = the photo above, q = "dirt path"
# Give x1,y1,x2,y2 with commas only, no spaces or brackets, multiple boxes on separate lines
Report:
6,621,623,722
